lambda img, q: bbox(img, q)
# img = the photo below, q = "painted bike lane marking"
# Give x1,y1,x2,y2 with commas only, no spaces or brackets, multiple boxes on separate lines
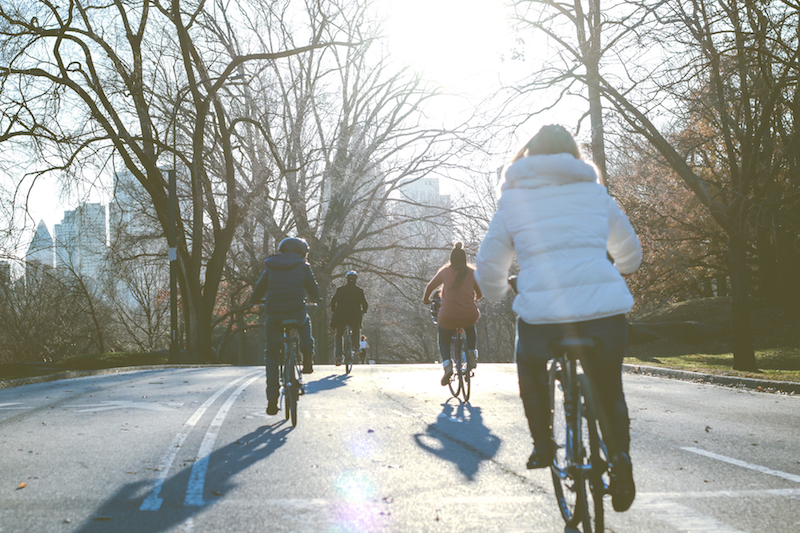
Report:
681,447,800,483
140,370,261,511
184,374,261,506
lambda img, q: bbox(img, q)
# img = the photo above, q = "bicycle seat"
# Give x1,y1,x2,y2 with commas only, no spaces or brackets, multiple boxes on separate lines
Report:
550,337,597,359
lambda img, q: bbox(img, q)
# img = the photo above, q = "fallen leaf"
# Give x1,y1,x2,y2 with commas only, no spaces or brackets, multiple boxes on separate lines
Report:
17,482,26,490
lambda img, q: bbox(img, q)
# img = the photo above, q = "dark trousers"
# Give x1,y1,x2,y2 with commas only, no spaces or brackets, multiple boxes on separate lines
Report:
437,325,477,362
335,324,360,357
516,314,631,457
265,310,314,401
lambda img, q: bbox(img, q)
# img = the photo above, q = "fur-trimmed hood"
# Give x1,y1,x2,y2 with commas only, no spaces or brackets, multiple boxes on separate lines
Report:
502,154,600,192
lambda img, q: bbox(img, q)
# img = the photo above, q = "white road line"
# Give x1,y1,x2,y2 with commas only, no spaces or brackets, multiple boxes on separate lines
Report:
636,498,749,533
139,370,261,511
681,447,800,483
184,374,260,507
0,402,24,410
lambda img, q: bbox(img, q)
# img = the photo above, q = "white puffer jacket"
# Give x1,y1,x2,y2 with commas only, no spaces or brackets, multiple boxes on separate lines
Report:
475,154,642,324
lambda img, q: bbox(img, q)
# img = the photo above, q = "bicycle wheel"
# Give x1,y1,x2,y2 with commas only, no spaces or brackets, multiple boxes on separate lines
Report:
345,327,353,375
578,374,608,533
549,360,584,528
447,335,462,398
283,343,296,425
460,335,471,402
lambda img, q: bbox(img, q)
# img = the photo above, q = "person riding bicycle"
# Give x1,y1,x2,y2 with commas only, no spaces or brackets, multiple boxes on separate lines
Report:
330,270,368,365
423,242,483,386
475,125,642,513
246,237,321,416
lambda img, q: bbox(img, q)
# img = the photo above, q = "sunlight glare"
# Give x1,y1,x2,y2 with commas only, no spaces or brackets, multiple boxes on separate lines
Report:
383,0,512,89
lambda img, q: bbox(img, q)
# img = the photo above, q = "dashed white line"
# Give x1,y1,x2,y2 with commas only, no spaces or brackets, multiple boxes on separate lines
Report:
636,498,749,533
681,447,800,484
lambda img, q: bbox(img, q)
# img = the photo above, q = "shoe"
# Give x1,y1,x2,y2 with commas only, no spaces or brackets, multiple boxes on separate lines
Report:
266,398,279,416
335,356,343,366
302,365,313,374
526,446,554,469
609,451,636,512
440,365,453,386
467,350,478,371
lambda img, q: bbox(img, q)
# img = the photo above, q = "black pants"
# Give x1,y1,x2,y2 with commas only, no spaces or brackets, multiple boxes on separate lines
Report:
516,314,631,457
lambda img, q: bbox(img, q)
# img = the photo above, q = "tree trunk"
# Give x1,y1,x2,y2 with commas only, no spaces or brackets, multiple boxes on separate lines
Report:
756,222,779,303
777,224,800,315
728,229,757,370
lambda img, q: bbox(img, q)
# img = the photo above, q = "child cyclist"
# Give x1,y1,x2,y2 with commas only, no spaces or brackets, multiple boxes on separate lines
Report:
246,237,321,416
475,125,641,513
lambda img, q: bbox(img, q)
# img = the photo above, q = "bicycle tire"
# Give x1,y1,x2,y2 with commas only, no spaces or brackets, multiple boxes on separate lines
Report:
578,374,607,533
549,359,583,528
460,334,471,402
345,327,353,375
283,344,293,423
447,334,462,398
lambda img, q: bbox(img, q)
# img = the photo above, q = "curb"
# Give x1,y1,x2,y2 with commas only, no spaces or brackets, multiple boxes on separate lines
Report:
0,364,229,390
624,364,800,395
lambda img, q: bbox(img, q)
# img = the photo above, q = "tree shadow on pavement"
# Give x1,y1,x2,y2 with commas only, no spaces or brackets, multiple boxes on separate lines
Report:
413,400,501,481
71,423,291,533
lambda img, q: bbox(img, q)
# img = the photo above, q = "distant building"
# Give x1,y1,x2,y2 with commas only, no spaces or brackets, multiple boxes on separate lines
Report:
54,203,107,281
26,220,55,281
0,260,11,285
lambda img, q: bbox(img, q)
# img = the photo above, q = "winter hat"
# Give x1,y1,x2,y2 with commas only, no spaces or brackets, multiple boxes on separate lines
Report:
450,242,467,267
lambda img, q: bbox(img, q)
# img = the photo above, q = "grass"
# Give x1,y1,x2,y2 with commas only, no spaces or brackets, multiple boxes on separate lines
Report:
627,297,800,383
0,351,169,381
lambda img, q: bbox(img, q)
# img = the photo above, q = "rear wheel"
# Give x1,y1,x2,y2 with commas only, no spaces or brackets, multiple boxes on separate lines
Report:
460,338,471,402
447,335,462,398
550,360,583,528
345,328,354,375
578,374,606,533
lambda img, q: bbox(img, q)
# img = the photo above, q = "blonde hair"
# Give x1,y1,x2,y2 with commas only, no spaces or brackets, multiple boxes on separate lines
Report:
511,125,581,163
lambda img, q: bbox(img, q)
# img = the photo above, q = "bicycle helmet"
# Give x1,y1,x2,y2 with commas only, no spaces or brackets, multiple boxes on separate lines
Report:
345,270,358,281
278,237,309,256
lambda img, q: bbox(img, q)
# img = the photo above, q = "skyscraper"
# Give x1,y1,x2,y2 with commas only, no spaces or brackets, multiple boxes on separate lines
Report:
26,220,55,280
54,203,107,281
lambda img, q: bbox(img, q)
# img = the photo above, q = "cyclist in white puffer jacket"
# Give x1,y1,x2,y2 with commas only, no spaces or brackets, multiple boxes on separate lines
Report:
475,125,642,513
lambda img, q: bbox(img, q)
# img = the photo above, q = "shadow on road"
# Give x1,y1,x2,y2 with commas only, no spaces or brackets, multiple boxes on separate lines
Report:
304,373,351,395
413,400,501,480
71,423,290,533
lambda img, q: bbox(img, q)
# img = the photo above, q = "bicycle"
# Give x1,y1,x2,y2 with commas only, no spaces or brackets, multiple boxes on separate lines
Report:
506,275,612,533
548,336,614,533
279,303,317,427
429,290,471,402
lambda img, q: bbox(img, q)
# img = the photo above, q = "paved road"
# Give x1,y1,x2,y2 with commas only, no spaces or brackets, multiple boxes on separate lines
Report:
1,364,798,532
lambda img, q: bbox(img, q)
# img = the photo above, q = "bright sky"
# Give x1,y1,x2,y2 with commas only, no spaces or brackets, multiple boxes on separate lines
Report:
382,0,516,93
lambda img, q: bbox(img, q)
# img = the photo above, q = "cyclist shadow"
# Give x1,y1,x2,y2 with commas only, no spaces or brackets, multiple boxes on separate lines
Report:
304,373,350,395
70,424,290,533
413,400,501,481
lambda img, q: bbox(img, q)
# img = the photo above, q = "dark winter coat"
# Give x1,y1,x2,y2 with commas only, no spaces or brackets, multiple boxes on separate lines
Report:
248,252,321,316
330,282,368,328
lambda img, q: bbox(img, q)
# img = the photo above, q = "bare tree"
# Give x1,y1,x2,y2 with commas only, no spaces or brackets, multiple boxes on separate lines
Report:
513,0,800,369
0,0,354,361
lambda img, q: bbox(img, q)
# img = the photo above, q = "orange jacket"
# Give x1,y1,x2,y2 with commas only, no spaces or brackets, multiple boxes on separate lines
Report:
424,266,482,329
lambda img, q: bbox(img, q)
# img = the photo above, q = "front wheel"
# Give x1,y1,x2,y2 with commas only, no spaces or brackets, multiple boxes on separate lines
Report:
344,330,353,375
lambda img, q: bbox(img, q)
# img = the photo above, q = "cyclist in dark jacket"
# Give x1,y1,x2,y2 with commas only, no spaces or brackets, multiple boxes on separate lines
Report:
246,237,321,415
330,271,368,365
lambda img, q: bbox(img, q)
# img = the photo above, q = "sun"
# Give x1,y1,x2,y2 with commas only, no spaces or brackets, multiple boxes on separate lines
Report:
382,0,513,90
